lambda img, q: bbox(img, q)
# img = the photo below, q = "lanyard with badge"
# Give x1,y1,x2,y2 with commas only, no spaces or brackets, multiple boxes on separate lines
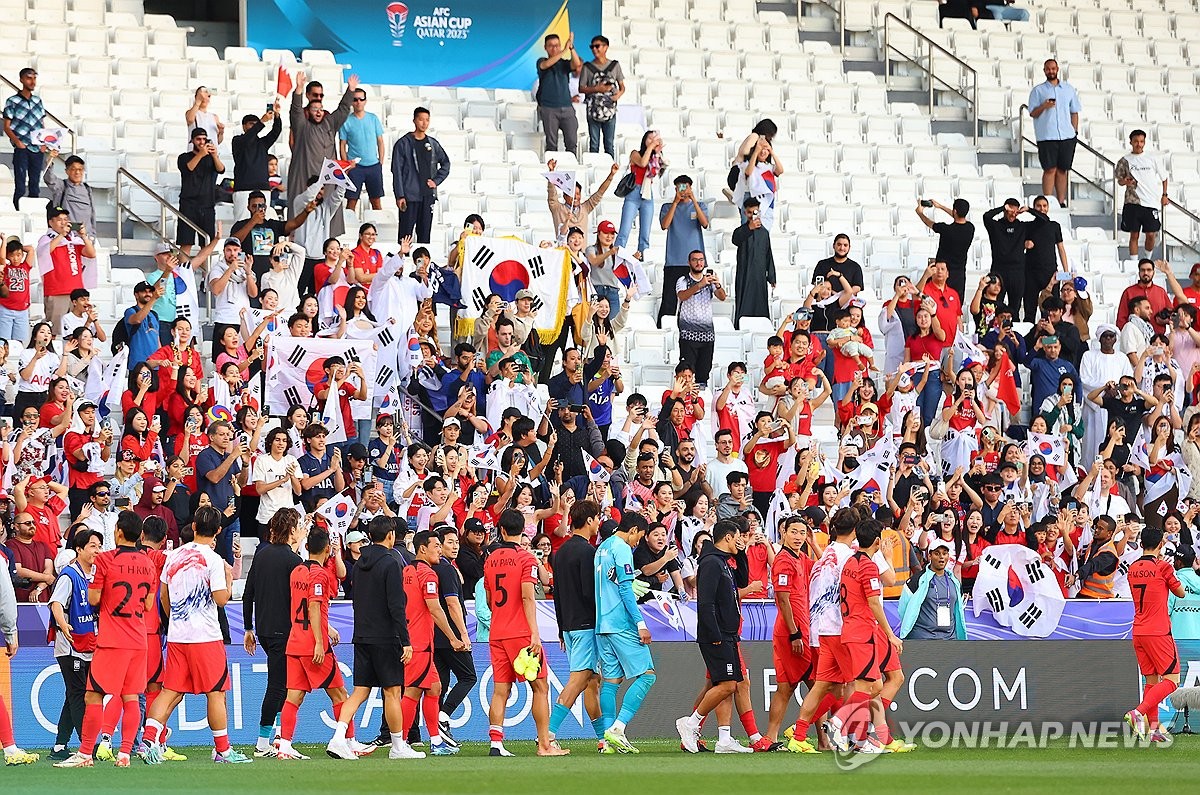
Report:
931,573,953,627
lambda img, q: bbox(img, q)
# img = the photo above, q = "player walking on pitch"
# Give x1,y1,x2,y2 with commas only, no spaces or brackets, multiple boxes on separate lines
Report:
1124,525,1187,742
594,512,657,753
484,510,569,757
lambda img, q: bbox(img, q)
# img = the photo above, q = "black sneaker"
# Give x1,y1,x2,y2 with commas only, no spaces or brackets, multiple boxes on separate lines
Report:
366,733,390,752
697,739,713,752
767,741,788,752
48,748,71,762
439,719,456,744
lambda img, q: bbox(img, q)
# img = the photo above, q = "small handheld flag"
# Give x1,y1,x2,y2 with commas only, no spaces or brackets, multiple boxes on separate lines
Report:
32,127,69,148
276,64,293,98
583,451,610,483
542,170,577,195
318,158,352,188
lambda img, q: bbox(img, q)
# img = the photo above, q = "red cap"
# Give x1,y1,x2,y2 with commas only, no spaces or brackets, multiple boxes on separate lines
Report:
597,220,616,234
1190,262,1200,277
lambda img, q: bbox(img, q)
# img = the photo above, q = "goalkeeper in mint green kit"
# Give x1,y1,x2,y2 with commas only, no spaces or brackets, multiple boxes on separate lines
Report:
594,512,656,753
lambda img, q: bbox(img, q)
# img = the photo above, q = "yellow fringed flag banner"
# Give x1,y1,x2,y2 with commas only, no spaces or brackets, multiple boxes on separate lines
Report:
454,235,571,345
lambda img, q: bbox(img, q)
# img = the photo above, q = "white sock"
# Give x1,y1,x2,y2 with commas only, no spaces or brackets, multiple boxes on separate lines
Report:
718,726,732,743
3,744,16,755
490,740,503,749
333,721,348,742
256,736,271,751
391,736,407,752
430,735,443,746
53,744,65,752
611,720,626,733
749,732,762,743
690,711,702,724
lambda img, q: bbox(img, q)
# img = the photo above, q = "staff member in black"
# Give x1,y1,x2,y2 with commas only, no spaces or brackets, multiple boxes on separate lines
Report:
241,507,303,758
548,499,604,745
432,526,476,748
328,516,422,760
676,520,746,753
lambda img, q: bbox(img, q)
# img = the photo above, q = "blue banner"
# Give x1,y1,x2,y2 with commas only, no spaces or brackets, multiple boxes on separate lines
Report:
245,0,603,89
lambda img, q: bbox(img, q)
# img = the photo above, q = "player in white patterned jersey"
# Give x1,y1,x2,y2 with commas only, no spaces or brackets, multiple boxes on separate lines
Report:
786,508,859,753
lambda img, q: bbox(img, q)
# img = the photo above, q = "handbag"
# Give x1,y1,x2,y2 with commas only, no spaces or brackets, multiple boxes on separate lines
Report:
614,170,637,197
928,416,951,441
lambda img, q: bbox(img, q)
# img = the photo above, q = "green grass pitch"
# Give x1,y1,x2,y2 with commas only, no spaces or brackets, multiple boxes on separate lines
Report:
6,737,1192,793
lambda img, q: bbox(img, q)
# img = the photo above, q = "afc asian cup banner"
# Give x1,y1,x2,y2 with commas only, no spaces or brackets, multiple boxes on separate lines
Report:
456,235,571,344
245,0,603,89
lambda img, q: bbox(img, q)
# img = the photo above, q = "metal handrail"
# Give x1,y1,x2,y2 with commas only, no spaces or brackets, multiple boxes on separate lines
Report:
882,13,978,144
1017,105,1200,258
0,72,77,154
116,167,210,253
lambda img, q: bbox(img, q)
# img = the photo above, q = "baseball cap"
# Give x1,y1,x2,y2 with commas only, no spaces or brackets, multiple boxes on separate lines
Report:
190,127,209,140
597,220,616,234
154,241,174,255
118,449,138,462
463,518,487,535
1041,334,1059,345
75,399,97,412
444,417,461,427
152,483,167,493
346,443,368,460
345,530,368,544
224,237,242,248
501,407,524,420
928,538,953,553
859,402,879,414
515,288,534,300
134,281,155,293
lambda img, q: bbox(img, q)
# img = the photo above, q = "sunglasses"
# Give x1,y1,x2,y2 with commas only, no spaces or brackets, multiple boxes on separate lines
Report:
94,492,110,497
590,43,604,49
310,92,324,99
249,203,266,210
983,485,1002,492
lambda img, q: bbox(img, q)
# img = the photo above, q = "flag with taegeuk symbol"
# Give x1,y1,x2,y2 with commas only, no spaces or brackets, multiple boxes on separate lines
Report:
583,451,610,484
543,170,576,194
318,158,353,188
457,236,570,344
32,127,69,148
317,492,357,542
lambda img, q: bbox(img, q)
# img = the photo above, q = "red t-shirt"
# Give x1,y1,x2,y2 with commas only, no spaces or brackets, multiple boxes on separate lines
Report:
143,548,168,635
483,543,538,641
839,551,882,643
29,496,67,548
40,400,67,429
174,432,209,492
122,389,159,422
993,530,1025,545
746,438,785,492
403,560,440,652
64,431,104,490
120,431,159,462
92,547,157,651
320,381,356,441
150,345,203,396
1128,556,1181,637
352,246,383,279
772,548,812,642
923,281,962,339
42,237,87,296
661,390,704,434
0,259,31,311
906,332,945,361
286,560,335,657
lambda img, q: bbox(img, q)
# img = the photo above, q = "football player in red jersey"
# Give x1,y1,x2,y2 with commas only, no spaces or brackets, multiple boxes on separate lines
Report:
765,516,815,748
484,510,569,757
274,527,347,760
830,520,902,755
1124,525,1187,741
56,512,157,768
401,530,467,755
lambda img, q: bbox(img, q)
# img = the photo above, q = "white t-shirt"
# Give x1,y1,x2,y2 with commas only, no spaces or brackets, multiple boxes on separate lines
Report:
17,349,60,392
254,453,299,524
1119,152,1167,208
208,259,252,325
887,389,920,429
60,312,90,338
162,542,227,643
808,540,854,643
706,456,748,499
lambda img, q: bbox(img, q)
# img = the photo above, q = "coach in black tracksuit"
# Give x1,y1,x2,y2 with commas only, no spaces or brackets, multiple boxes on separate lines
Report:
433,529,476,747
983,201,1032,321
242,518,303,754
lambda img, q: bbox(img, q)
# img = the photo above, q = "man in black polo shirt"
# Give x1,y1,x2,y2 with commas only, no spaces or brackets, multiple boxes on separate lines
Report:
916,197,974,300
536,33,582,155
548,500,605,747
229,191,311,274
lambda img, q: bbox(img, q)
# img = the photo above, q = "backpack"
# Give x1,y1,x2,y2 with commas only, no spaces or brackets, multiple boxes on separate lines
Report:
583,61,621,122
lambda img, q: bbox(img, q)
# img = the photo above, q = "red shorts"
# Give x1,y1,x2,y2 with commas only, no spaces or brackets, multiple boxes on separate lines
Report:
874,626,901,673
489,637,545,684
87,647,147,696
287,652,345,692
814,635,850,684
772,636,815,685
844,637,882,683
1132,635,1180,677
404,650,440,690
145,636,165,686
163,640,230,695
